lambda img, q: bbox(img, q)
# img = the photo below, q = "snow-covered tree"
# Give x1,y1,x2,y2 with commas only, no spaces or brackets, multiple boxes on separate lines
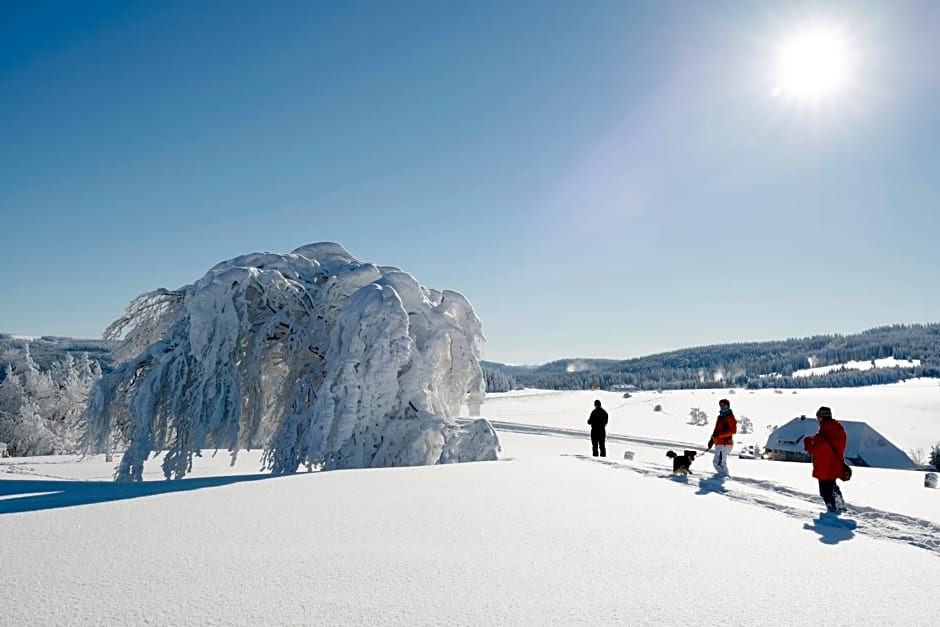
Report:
0,366,52,456
83,243,499,481
4,395,54,456
738,415,753,434
687,407,709,427
0,346,100,456
48,353,102,452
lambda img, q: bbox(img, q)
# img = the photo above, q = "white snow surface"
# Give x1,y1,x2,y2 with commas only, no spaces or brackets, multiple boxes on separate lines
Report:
2,380,940,625
793,356,922,377
83,243,495,480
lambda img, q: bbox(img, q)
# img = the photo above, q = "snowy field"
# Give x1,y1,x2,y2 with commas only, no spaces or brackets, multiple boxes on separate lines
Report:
792,356,922,378
2,380,939,626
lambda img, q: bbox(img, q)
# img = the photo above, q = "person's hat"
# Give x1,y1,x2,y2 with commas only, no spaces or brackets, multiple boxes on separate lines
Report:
816,406,833,419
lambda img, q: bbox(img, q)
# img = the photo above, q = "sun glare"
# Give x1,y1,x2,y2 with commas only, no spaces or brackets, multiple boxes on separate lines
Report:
774,24,854,104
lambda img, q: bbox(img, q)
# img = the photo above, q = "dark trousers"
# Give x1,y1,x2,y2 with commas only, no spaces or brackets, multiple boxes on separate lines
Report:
818,479,843,511
591,430,606,457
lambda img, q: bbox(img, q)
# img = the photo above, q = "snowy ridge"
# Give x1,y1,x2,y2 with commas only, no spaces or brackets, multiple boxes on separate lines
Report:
83,243,497,480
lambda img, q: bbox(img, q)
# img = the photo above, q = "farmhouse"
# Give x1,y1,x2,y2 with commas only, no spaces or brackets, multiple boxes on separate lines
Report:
764,416,915,469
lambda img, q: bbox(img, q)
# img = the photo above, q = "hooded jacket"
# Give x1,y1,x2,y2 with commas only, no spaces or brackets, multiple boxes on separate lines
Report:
803,418,847,481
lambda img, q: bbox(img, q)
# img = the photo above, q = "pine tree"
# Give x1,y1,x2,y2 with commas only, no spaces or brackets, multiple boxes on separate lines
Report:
930,442,940,472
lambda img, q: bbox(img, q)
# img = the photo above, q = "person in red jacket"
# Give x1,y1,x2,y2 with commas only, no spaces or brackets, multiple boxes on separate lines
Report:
706,399,737,476
803,406,847,513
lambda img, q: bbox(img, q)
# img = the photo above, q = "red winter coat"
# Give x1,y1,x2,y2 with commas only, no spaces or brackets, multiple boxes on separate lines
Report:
711,411,737,446
803,418,847,481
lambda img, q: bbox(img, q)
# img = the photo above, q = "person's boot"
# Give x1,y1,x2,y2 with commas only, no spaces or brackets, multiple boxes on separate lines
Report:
833,493,846,513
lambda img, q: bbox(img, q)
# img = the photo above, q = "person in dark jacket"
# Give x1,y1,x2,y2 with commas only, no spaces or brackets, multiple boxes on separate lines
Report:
587,399,608,457
707,399,737,476
803,406,847,513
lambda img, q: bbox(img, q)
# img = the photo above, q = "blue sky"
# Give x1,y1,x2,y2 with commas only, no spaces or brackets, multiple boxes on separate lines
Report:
2,0,938,364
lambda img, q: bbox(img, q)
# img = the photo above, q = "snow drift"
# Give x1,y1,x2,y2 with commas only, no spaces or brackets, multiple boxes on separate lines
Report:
83,243,497,481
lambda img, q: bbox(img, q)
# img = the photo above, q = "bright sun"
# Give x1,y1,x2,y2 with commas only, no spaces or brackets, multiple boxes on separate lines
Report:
774,24,854,104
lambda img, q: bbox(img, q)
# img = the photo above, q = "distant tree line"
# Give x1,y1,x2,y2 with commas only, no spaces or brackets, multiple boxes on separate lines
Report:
484,323,940,391
482,366,519,393
0,335,113,383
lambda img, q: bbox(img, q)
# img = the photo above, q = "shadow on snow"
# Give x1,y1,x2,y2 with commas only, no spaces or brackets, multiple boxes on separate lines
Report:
695,474,728,495
803,514,858,545
0,474,275,515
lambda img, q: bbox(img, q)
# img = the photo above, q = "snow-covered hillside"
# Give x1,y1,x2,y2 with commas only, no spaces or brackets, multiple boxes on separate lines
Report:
1,383,938,625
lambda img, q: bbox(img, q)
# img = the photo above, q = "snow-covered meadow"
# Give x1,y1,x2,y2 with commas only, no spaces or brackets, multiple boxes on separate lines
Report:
2,381,939,625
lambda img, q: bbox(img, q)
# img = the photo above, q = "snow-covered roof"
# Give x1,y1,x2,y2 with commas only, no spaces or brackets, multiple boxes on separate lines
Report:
765,417,915,469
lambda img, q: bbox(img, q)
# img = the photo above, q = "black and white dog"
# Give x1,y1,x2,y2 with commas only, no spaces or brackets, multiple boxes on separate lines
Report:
666,450,698,475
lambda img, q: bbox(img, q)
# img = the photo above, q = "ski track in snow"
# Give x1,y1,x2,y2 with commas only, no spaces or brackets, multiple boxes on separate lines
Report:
485,419,700,451
0,463,85,481
491,420,940,557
